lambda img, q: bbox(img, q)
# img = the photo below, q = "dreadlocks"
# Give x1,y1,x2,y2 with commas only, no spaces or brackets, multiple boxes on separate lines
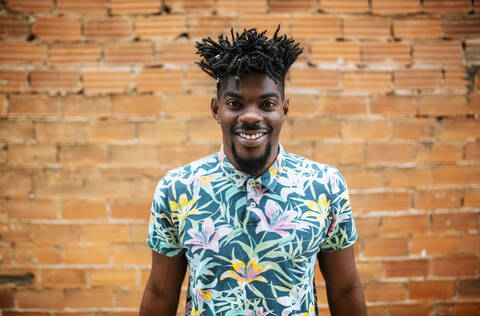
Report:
195,25,303,99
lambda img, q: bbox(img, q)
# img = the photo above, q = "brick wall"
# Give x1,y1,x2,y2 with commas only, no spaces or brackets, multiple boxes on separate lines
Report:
0,0,479,315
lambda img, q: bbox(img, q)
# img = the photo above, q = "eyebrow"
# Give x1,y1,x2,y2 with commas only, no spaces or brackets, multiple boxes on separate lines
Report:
222,92,280,99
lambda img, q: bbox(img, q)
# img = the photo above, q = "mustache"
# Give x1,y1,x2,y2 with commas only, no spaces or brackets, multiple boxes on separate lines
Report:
233,122,271,132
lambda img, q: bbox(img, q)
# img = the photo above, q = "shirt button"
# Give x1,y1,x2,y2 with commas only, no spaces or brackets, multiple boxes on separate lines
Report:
250,202,256,208
248,180,256,187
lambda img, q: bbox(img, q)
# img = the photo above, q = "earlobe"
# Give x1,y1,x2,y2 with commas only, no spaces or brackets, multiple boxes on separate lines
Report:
282,98,290,123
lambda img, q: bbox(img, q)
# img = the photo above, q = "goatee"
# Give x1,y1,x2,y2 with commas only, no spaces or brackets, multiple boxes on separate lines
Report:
231,141,272,176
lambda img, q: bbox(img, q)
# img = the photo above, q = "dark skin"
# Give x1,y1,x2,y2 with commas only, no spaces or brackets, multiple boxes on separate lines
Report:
139,74,367,316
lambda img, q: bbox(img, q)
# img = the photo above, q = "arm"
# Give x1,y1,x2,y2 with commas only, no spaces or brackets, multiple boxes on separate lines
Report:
139,250,188,316
317,245,367,316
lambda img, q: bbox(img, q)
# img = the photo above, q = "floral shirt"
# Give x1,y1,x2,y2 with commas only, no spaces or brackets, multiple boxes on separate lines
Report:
147,145,357,316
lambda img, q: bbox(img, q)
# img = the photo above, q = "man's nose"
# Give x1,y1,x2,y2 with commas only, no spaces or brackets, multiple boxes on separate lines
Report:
238,105,262,124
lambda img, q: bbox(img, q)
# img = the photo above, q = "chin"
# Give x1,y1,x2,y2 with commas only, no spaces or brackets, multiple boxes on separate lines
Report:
231,141,272,176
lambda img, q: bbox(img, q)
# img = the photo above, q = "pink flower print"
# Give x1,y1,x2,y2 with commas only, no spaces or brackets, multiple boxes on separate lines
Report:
326,212,350,237
247,183,269,204
220,257,271,290
246,307,271,316
252,200,296,237
185,218,232,253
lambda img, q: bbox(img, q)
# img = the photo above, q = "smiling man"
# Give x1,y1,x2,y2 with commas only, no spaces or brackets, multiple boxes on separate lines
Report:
139,27,367,316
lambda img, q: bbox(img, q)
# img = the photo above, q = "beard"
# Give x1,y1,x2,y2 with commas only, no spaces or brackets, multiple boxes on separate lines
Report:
231,141,272,176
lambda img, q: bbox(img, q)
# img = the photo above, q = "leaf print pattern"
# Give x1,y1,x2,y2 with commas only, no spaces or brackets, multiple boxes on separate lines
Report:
147,145,357,315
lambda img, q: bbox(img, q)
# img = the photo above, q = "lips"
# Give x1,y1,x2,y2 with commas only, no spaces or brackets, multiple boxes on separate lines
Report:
238,132,266,140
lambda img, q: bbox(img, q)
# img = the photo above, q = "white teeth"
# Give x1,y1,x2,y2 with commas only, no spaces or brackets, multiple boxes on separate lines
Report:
239,132,264,140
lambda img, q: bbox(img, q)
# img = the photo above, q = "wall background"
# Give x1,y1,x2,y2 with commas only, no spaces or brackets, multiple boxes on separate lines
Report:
0,0,479,315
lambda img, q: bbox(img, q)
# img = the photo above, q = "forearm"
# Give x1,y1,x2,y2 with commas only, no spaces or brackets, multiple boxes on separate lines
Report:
139,282,181,316
326,282,367,316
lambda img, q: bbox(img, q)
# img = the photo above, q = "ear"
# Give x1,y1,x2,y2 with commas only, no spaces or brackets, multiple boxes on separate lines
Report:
211,98,220,122
282,98,289,123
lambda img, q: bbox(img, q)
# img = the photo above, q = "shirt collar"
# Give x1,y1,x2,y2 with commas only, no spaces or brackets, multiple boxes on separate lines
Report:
218,143,285,192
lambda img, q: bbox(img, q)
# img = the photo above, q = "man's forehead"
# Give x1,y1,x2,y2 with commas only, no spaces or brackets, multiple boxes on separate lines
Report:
221,73,281,96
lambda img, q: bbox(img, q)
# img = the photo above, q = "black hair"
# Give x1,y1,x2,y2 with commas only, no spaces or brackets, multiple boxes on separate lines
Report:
195,25,303,99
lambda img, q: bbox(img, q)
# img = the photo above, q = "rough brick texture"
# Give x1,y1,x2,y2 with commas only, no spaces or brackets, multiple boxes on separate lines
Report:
0,1,479,315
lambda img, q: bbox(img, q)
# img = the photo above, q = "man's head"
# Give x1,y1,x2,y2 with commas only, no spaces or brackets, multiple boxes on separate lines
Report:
195,27,302,176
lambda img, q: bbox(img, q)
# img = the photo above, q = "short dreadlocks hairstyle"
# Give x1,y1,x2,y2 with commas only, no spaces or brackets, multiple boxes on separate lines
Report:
195,25,303,99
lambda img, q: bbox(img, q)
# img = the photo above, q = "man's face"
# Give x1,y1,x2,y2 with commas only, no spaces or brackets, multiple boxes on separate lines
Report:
211,73,289,176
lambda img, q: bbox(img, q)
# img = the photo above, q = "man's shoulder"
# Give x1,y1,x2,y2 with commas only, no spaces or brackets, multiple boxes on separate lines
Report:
283,150,340,176
161,152,220,183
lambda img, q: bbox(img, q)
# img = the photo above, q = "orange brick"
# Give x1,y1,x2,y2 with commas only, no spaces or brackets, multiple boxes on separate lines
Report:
9,94,58,116
320,0,368,13
318,96,366,115
341,169,383,189
60,200,106,219
62,95,111,117
371,0,420,14
315,142,363,165
113,243,150,264
64,245,110,264
114,289,143,308
136,15,186,39
111,0,161,14
458,279,480,297
8,144,57,166
83,178,134,199
433,255,479,276
85,17,132,40
424,0,471,13
384,168,432,188
163,94,211,117
343,71,391,93
136,69,183,93
50,44,101,66
0,70,28,92
0,288,14,308
363,238,409,257
42,269,86,288
344,17,391,40
362,42,411,65
217,0,266,13
90,268,136,286
187,120,221,142
17,289,64,308
464,188,480,207
83,71,131,94
156,143,211,166
443,16,480,39
466,142,480,161
291,119,340,140
411,280,456,300
64,288,113,308
87,120,135,143
0,170,32,198
189,15,236,39
83,224,129,243
31,70,80,93
395,69,442,91
33,172,85,199
462,234,480,253
0,142,6,164
57,0,108,14
394,18,442,39
465,40,480,64
292,15,342,39
382,215,429,235
436,302,480,316
137,120,188,144
59,144,107,167
155,41,197,65
364,282,408,301
412,234,459,255
433,166,480,184
109,145,158,166
104,42,153,65
236,15,290,35
165,0,213,12
32,224,82,245
444,66,468,90
0,94,6,117
112,95,161,116
0,16,29,39
111,201,150,219
7,0,53,12
32,17,81,41
289,68,339,91
14,244,62,264
370,95,417,116
0,42,47,66
310,41,360,64
416,143,463,163
439,119,480,139
287,94,317,117
414,189,462,210
356,261,383,280
366,143,415,164
414,41,463,65
129,223,148,243
35,121,87,143
269,0,316,12
385,259,429,277
342,120,390,139
185,68,215,92
432,212,478,232
418,95,469,116
352,191,410,213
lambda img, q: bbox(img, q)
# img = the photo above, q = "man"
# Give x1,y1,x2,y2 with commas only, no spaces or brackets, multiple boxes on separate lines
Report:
140,27,367,316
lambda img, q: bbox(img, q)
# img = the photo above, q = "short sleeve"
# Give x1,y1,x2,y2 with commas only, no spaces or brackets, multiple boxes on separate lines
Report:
319,167,357,252
147,175,184,257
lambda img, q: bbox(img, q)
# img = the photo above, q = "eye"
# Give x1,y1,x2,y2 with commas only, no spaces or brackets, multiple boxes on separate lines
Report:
262,100,277,108
226,100,242,108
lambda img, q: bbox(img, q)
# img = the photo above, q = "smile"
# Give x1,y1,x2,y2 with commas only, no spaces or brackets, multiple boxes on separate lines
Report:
238,132,266,140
